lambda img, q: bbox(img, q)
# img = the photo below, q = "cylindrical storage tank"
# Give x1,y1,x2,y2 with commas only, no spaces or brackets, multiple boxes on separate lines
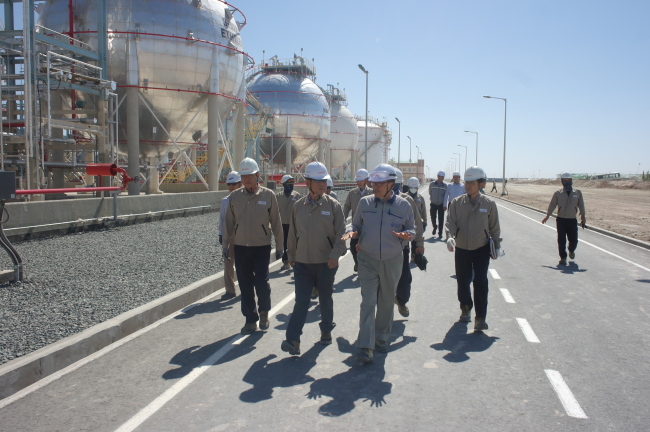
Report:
356,118,384,169
329,97,358,179
247,58,330,167
37,0,249,159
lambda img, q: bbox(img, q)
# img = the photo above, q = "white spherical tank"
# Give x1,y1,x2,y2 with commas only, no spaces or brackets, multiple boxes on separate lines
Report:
330,98,358,176
37,0,249,159
357,118,385,169
247,58,330,166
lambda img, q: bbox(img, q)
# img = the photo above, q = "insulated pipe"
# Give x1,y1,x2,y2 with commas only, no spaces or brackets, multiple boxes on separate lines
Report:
235,102,245,172
208,47,221,191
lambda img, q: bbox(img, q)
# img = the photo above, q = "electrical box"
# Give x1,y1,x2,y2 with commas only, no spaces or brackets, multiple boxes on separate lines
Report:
0,171,17,200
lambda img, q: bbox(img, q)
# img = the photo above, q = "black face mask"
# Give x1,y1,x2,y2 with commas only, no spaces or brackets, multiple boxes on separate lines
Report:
283,184,294,195
562,180,572,192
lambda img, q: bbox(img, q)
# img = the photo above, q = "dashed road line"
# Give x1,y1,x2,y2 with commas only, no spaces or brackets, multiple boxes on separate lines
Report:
499,288,516,303
516,318,540,343
545,369,588,419
114,290,296,432
489,269,501,279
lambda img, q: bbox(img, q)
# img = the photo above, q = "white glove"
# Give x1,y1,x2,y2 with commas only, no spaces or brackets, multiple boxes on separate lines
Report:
447,238,456,252
496,247,505,257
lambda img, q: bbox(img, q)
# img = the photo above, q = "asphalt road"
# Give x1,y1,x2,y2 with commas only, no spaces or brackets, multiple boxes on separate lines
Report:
1,194,649,432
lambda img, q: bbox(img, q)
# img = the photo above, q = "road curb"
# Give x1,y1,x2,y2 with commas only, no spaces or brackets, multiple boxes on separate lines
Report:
490,194,650,250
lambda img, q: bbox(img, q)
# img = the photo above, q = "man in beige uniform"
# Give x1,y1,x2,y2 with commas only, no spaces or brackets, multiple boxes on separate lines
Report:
343,168,372,272
446,166,503,331
276,174,301,270
281,162,347,356
542,172,586,266
225,158,284,334
219,171,242,300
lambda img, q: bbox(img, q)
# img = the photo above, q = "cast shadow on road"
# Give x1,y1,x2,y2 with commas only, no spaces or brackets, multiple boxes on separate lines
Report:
174,295,239,320
333,274,360,293
162,332,264,380
305,320,416,417
274,302,322,331
541,262,588,275
430,322,499,363
637,279,650,284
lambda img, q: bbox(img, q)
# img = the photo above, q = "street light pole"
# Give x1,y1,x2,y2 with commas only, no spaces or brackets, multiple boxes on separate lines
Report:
457,144,467,173
407,136,412,163
395,117,400,171
358,64,369,169
483,95,507,195
464,130,478,165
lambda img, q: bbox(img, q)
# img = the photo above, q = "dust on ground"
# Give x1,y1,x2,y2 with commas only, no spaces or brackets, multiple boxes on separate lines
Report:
486,179,650,242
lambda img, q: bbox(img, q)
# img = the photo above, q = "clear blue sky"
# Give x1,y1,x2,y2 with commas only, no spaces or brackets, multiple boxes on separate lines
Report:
241,0,649,178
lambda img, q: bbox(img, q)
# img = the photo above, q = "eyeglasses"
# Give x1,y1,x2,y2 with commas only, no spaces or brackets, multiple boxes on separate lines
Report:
371,181,388,186
309,179,327,184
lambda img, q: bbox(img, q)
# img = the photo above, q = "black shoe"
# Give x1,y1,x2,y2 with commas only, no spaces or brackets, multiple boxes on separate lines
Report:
474,317,488,331
569,251,575,259
375,340,389,353
221,292,236,300
241,322,257,334
459,305,472,322
281,340,300,355
354,263,358,272
258,311,270,330
320,331,332,345
357,348,373,364
559,259,567,266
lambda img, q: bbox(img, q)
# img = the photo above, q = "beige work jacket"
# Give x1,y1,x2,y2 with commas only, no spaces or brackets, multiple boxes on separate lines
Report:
225,186,283,250
343,186,372,220
276,190,302,224
546,188,586,219
446,194,501,250
400,192,424,248
287,194,347,263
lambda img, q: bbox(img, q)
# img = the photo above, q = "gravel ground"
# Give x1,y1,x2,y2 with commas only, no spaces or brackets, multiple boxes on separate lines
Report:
0,188,352,366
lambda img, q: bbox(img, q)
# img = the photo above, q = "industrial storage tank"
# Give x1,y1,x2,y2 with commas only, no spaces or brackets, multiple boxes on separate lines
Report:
328,86,358,179
357,117,387,169
37,0,250,159
247,56,330,169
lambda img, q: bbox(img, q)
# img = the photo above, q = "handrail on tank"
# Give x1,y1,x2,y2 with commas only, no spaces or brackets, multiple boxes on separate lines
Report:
15,164,137,195
217,0,247,30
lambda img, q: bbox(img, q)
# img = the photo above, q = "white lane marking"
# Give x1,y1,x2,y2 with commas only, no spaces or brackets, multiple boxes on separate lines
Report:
500,288,516,303
114,290,296,432
516,318,540,343
545,369,588,419
498,204,650,273
489,269,501,279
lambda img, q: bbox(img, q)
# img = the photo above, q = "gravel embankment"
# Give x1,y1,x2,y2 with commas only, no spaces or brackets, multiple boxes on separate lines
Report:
0,188,352,366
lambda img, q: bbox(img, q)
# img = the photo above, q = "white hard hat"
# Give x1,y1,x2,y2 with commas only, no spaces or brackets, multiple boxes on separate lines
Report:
304,161,329,180
354,168,370,181
369,164,397,182
281,174,294,184
394,168,403,184
453,171,461,177
325,175,333,188
560,172,572,179
226,171,241,183
464,166,487,181
437,170,445,177
407,177,420,188
239,157,259,175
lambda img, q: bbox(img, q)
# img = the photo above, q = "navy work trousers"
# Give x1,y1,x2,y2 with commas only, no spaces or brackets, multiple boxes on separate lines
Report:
430,204,445,235
282,224,290,263
234,244,272,324
556,217,578,259
286,262,338,342
455,243,490,320
395,246,412,305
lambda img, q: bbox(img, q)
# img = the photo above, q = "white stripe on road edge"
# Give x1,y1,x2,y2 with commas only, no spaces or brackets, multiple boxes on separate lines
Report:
545,369,588,419
500,288,516,303
498,204,650,273
516,318,540,343
114,290,296,432
489,269,501,279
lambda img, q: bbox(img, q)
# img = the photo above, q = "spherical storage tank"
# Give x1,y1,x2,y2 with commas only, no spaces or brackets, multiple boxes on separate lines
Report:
37,0,249,159
247,57,330,166
329,89,358,178
357,117,386,169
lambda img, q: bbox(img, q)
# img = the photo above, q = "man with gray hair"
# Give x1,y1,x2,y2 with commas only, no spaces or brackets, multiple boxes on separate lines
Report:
429,171,447,239
444,171,466,210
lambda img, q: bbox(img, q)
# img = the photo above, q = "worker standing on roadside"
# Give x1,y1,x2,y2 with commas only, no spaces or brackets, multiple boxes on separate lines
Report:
541,173,586,266
343,169,372,272
444,171,466,212
281,162,347,356
407,177,427,262
325,176,339,201
342,164,415,364
276,175,301,270
393,169,424,318
446,166,503,331
225,158,284,335
429,171,448,239
219,171,243,300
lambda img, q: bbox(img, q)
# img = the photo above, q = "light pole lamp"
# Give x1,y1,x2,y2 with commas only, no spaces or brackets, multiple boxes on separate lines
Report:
483,95,507,195
395,117,400,171
457,144,467,173
358,64,369,169
464,130,478,165
407,136,412,163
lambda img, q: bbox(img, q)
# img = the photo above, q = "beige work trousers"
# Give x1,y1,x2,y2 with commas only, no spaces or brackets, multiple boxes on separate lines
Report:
357,250,403,349
224,243,236,294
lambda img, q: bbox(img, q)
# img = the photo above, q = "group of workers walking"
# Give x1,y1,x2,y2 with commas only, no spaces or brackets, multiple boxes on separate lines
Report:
221,157,586,364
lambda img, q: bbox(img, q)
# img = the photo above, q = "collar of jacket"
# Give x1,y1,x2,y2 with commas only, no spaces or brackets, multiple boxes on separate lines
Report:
244,185,260,195
374,191,397,205
306,194,324,206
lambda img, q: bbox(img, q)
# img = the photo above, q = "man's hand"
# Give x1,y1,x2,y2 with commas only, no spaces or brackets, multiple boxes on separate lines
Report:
541,215,549,224
327,258,338,269
415,246,424,255
356,244,361,252
222,247,230,260
446,238,456,252
423,223,427,232
218,235,222,245
341,231,357,241
443,207,447,211
392,231,414,240
289,261,295,267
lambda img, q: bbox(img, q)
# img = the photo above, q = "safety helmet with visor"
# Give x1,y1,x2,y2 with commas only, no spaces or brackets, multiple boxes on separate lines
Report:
369,164,397,183
464,166,487,182
354,169,370,181
239,158,260,175
226,171,241,184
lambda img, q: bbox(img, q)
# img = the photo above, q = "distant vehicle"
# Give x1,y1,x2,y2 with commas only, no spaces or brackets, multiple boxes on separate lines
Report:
590,172,620,180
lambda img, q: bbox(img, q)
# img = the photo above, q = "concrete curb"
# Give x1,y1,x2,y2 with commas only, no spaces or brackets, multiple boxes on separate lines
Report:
490,194,650,250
